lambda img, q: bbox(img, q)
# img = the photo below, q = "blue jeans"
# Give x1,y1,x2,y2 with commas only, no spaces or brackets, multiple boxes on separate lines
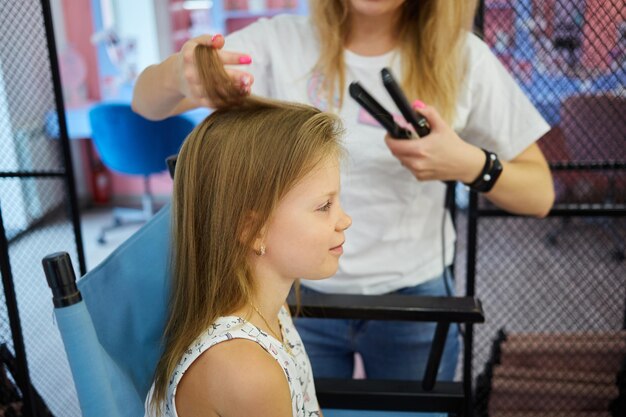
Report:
295,273,459,381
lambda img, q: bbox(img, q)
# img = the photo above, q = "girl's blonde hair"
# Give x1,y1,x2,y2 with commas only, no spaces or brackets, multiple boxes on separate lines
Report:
150,46,343,410
310,0,479,123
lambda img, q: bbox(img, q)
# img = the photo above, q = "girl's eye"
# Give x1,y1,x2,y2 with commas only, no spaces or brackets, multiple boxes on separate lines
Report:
318,201,332,212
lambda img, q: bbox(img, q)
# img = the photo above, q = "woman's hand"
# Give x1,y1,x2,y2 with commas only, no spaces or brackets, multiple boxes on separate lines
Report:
175,34,255,108
384,101,485,183
132,33,256,119
385,101,554,217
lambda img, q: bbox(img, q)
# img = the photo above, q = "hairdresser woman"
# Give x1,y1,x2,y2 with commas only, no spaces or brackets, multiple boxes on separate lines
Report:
132,0,554,381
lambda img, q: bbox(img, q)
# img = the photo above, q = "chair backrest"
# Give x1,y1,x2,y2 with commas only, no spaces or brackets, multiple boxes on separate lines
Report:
76,204,172,414
88,104,194,175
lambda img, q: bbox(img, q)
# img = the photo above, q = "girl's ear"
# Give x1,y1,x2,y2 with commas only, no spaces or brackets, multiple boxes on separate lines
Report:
252,224,268,256
239,211,267,253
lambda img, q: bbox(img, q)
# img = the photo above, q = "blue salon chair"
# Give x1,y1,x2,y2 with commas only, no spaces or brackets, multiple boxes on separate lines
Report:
88,104,194,244
42,204,483,417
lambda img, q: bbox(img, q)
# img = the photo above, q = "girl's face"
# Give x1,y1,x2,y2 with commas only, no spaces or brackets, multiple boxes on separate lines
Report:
348,0,405,18
260,155,351,281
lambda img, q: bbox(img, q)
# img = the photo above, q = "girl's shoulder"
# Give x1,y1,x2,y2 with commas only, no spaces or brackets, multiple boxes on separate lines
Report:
175,338,293,417
180,316,275,366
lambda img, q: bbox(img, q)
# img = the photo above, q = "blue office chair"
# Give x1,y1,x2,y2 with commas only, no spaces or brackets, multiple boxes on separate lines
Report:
42,203,483,417
88,104,194,244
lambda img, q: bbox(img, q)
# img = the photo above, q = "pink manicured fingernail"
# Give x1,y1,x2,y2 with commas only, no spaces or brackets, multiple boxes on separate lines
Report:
211,34,222,42
238,55,252,65
412,99,426,109
241,75,250,86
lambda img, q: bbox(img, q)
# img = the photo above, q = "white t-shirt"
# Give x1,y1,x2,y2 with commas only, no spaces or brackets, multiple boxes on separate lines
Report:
145,307,319,417
226,15,550,295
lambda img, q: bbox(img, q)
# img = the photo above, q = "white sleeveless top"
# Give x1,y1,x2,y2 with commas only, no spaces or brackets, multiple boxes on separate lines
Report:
144,307,320,417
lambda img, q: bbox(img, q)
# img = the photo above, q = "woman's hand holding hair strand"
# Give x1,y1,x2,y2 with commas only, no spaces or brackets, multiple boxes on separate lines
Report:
131,34,254,120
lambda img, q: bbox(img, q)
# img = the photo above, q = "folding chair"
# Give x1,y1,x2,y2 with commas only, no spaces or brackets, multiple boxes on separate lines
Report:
42,204,484,417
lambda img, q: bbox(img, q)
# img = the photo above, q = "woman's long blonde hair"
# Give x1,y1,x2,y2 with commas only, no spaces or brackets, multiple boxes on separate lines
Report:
150,46,343,410
310,0,479,123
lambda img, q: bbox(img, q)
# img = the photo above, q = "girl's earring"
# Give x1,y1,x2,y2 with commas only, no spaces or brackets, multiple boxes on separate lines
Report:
256,245,266,256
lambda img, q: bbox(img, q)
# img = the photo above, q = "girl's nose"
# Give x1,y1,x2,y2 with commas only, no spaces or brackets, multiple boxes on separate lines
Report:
337,209,352,231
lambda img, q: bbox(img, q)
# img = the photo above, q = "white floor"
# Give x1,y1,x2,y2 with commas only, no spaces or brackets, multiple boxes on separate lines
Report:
80,207,144,270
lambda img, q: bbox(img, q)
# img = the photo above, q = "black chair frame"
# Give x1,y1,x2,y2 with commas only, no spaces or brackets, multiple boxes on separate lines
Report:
290,293,484,415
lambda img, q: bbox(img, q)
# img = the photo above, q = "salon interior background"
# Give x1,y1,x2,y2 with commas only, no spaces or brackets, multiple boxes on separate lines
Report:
0,0,624,415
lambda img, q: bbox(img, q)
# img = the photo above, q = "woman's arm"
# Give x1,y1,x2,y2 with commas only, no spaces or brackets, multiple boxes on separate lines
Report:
131,53,196,120
385,103,554,218
480,142,553,217
131,34,254,121
175,339,293,417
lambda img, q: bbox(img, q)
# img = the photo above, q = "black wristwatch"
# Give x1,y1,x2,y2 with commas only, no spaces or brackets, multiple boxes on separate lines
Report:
464,148,503,193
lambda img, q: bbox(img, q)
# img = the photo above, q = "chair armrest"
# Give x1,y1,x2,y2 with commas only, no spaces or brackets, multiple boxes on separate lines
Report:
315,379,465,413
289,292,485,395
288,293,484,324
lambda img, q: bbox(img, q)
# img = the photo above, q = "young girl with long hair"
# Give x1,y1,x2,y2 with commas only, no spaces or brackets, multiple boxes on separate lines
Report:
146,45,350,417
134,0,554,381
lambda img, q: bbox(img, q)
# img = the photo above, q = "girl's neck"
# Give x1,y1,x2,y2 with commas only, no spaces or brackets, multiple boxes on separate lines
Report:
345,11,400,56
249,282,291,326
230,271,294,331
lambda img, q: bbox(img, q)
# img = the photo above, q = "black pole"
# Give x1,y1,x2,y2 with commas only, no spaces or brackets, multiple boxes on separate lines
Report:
464,190,479,417
39,0,87,276
474,0,485,38
422,322,450,391
464,7,484,416
0,203,36,416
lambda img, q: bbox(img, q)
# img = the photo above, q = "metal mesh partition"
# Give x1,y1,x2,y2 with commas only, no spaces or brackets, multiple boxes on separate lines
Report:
466,0,626,415
470,215,626,413
0,0,84,415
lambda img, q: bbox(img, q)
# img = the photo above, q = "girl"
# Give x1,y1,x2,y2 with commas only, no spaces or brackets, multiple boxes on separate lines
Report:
134,0,554,381
146,46,351,417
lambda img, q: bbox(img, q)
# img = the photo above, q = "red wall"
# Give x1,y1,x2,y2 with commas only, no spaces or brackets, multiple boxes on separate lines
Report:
62,0,100,100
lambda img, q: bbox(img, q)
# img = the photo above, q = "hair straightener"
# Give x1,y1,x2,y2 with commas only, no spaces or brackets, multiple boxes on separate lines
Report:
350,68,455,210
349,67,431,139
